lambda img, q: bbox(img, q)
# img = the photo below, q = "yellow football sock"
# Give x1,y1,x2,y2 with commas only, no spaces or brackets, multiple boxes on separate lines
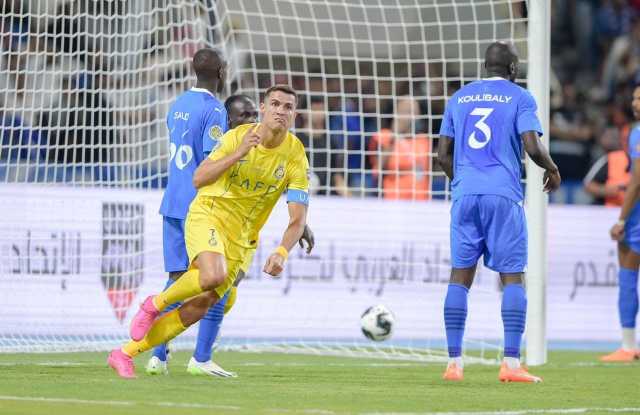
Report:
152,269,203,311
121,310,186,357
121,339,150,358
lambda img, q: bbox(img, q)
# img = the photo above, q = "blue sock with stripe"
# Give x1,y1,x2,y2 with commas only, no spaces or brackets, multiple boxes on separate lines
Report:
618,267,639,329
502,284,527,358
193,291,229,363
444,284,468,358
152,278,182,361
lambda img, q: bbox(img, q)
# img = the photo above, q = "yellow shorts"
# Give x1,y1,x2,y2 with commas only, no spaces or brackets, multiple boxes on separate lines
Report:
185,195,248,298
240,248,256,273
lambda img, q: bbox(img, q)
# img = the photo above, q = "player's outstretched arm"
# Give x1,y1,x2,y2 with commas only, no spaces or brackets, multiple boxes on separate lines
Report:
263,202,307,277
437,135,454,180
522,131,561,193
193,125,262,188
611,158,640,241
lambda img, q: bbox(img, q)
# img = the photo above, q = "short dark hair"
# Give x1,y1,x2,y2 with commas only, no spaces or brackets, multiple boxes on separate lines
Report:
224,94,253,113
192,48,225,81
264,84,297,103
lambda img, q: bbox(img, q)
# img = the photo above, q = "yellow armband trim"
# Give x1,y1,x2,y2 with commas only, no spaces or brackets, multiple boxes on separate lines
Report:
274,245,289,260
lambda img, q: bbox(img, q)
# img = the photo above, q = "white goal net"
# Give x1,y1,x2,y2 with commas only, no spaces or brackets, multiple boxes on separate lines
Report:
0,0,529,364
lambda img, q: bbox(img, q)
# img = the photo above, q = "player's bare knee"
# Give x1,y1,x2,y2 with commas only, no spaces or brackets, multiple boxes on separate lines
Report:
199,267,226,290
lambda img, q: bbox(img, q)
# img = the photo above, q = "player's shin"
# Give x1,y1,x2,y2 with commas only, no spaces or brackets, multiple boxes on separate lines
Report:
444,284,468,365
618,267,639,350
152,278,182,361
152,269,204,311
124,310,187,357
193,291,228,363
501,284,527,368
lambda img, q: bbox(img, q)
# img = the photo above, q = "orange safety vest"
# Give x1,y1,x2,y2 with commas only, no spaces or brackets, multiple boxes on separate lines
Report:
369,129,432,200
605,150,630,207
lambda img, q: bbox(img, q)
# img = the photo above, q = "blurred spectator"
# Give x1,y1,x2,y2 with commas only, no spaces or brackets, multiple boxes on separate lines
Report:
583,127,630,205
595,0,635,59
41,75,118,165
0,110,45,162
329,95,378,196
549,83,593,204
298,97,349,196
600,16,640,100
369,96,431,200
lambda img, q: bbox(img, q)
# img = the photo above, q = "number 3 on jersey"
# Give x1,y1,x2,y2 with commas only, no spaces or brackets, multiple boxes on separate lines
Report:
468,107,494,149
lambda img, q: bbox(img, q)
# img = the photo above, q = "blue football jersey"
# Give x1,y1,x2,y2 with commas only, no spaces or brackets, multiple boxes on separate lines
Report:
625,125,640,236
439,78,543,202
159,88,228,219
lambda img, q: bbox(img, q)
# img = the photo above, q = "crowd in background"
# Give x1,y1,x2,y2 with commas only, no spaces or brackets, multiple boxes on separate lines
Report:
2,0,640,204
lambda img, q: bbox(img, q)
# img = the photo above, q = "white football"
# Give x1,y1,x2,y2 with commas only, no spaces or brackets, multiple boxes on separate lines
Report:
360,305,395,341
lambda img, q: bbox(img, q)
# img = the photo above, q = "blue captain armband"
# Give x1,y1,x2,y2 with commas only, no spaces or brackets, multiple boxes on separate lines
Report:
287,189,309,205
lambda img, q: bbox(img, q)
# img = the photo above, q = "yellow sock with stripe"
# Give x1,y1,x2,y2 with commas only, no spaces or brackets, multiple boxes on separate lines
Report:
152,269,203,311
121,309,187,357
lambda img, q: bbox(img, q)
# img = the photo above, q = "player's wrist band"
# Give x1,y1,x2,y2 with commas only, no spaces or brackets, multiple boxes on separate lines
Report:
617,219,626,227
274,245,289,260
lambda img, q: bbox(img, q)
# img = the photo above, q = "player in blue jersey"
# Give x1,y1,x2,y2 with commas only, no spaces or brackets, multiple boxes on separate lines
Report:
605,85,640,362
437,42,561,383
147,48,233,377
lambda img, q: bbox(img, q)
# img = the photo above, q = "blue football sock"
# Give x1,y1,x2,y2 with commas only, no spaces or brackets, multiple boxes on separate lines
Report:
618,267,639,329
152,278,182,361
193,291,229,363
501,284,527,358
444,284,468,358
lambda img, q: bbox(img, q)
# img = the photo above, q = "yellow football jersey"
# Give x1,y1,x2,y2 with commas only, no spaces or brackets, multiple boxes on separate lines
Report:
198,122,310,248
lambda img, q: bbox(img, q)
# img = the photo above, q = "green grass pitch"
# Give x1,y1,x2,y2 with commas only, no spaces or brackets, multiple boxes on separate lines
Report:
0,351,638,415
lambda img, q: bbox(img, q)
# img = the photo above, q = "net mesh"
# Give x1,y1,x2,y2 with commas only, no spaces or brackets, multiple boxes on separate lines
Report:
0,0,528,362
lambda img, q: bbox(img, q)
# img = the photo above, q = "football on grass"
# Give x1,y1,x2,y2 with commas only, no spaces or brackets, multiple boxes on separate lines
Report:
360,305,394,341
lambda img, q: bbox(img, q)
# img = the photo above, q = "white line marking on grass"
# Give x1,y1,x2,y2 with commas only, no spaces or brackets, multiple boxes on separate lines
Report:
0,396,131,407
362,408,640,415
0,396,241,411
239,361,420,368
0,362,90,367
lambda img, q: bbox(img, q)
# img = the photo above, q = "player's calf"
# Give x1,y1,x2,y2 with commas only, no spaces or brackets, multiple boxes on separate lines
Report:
178,291,219,326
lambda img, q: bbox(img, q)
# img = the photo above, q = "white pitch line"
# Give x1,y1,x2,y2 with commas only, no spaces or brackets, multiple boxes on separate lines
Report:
0,396,241,411
362,408,640,415
1,397,638,415
0,361,90,367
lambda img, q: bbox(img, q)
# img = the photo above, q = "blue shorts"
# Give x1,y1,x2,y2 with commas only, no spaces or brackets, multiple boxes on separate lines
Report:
624,228,640,255
163,216,189,273
450,194,527,273
624,204,640,254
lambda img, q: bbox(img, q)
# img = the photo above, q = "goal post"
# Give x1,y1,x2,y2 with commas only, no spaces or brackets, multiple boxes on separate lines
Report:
525,0,551,366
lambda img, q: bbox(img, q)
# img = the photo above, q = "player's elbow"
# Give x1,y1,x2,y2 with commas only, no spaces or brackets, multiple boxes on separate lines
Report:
436,152,449,169
193,168,207,189
524,145,542,161
192,174,204,189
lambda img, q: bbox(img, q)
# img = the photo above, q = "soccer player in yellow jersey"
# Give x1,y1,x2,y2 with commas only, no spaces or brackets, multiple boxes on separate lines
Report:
108,85,309,378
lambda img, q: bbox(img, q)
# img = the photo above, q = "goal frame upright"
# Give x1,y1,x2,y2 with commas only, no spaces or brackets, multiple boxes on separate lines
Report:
525,0,551,366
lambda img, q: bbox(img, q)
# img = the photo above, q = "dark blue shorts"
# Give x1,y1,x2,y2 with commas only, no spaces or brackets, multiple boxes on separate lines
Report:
163,216,189,273
450,194,527,273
